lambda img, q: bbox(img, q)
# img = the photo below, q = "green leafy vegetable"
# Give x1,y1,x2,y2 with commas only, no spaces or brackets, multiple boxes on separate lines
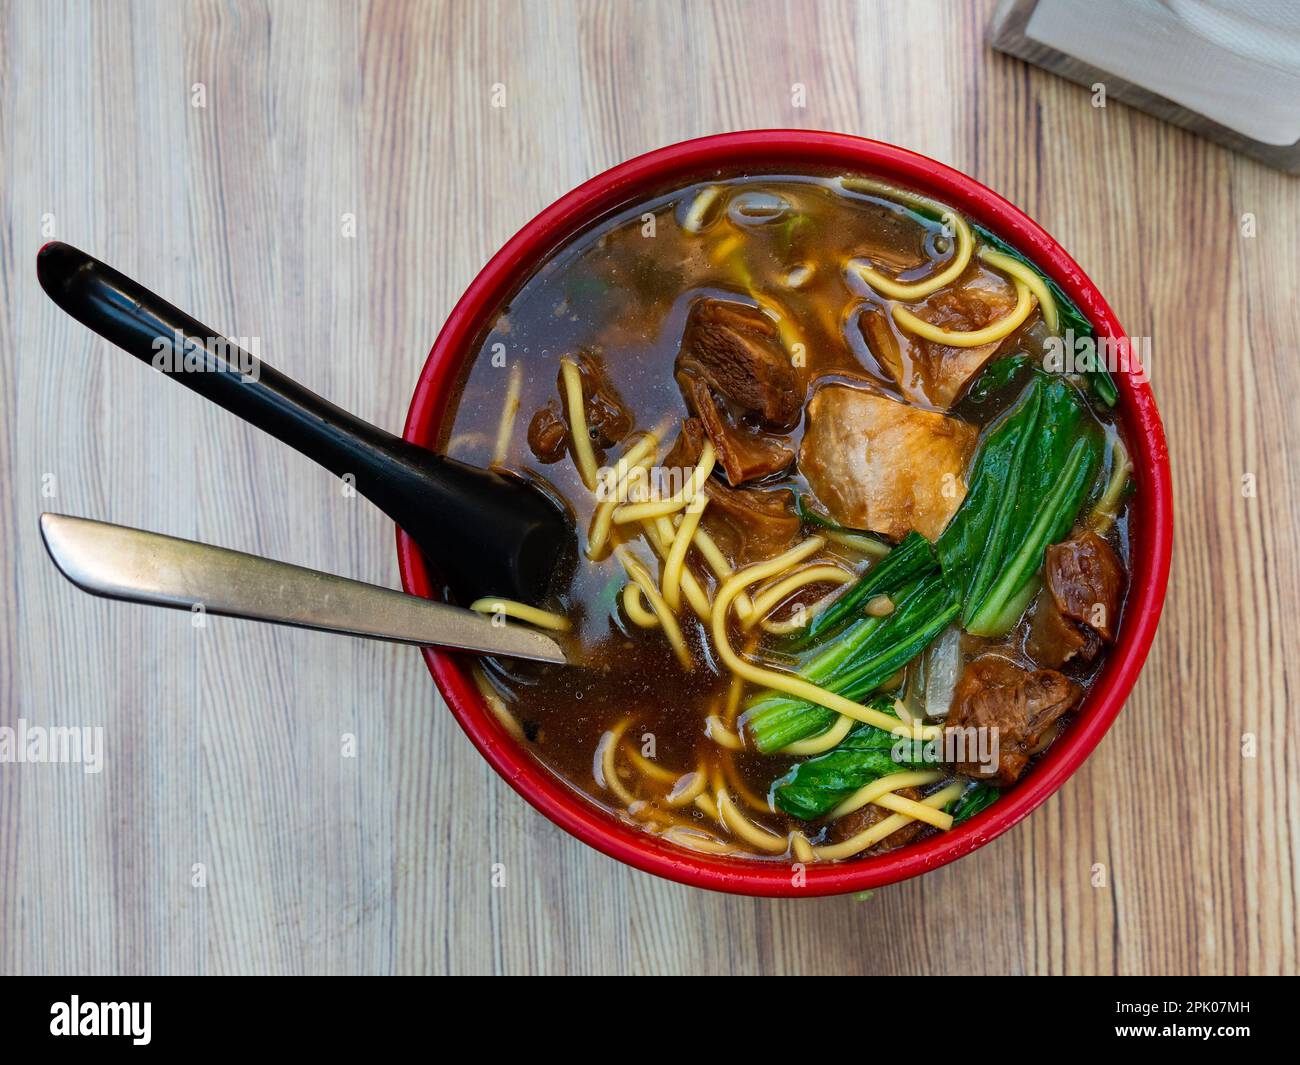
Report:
743,571,961,754
948,781,1000,824
937,374,1103,636
784,531,936,652
773,705,920,819
972,223,1117,407
967,354,1030,404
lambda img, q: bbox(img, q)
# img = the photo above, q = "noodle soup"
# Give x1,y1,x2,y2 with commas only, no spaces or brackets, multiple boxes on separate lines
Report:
444,171,1132,862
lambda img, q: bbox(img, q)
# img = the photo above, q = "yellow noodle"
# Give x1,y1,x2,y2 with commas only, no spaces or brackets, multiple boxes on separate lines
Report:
491,362,524,468
892,279,1033,348
612,440,715,524
663,827,742,855
791,832,816,863
694,792,720,822
716,792,789,854
691,526,755,619
978,247,1058,332
710,539,940,740
853,211,973,300
597,427,664,500
705,715,745,751
722,673,746,726
874,791,954,830
621,582,660,628
1088,438,1133,538
469,597,571,632
623,743,680,785
822,528,890,559
560,356,599,489
591,462,653,560
662,491,708,610
744,563,853,631
683,185,724,233
828,770,945,819
814,781,963,861
595,719,637,805
779,713,855,755
470,664,524,742
641,519,712,620
616,549,692,669
665,770,708,807
721,752,772,812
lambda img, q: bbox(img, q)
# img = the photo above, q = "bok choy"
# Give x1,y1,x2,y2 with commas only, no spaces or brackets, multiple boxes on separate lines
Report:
772,701,919,819
745,371,1103,762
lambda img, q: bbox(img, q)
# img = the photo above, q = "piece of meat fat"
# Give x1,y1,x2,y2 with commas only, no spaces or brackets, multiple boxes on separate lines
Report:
677,298,801,429
943,655,1082,786
798,382,977,542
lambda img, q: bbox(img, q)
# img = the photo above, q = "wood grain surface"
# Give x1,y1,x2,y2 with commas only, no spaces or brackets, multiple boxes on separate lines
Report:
1,0,1295,976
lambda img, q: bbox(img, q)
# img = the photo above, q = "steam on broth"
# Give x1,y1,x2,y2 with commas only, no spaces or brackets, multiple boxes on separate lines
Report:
446,171,1131,862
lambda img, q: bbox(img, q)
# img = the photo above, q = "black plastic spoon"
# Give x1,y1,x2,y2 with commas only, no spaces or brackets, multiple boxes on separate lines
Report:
36,242,572,606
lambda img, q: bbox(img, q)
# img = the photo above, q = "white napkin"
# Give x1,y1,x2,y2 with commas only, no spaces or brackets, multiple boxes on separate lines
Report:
1024,0,1300,145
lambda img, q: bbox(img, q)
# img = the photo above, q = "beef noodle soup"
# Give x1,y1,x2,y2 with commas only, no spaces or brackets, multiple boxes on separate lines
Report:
442,171,1132,862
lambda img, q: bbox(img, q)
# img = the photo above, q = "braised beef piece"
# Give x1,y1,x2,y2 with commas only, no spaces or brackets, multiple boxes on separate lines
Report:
662,418,800,565
702,478,801,565
826,786,928,851
859,264,1031,410
1026,586,1101,669
682,374,794,484
677,299,801,429
527,352,632,464
564,351,632,448
1046,530,1124,642
1025,530,1124,669
663,416,707,471
944,655,1082,786
527,403,567,464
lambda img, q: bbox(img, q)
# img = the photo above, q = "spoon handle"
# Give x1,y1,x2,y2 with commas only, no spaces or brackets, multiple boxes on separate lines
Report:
35,242,566,603
40,513,567,664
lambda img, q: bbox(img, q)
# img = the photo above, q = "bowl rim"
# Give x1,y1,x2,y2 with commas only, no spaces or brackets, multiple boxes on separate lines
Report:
396,129,1173,897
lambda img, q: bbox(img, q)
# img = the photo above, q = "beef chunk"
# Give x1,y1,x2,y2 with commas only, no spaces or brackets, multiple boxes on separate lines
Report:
530,352,632,465
1025,586,1102,670
798,382,976,542
527,402,567,464
662,418,800,566
1045,530,1124,643
859,264,1031,410
562,351,632,449
944,655,1082,786
677,298,800,429
663,416,707,470
826,786,928,851
682,374,794,485
703,480,800,566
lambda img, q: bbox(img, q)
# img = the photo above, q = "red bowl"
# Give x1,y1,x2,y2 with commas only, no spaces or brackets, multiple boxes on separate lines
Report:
396,130,1173,896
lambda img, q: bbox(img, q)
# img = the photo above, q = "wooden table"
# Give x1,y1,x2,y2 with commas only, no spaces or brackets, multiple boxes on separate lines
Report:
2,0,1295,976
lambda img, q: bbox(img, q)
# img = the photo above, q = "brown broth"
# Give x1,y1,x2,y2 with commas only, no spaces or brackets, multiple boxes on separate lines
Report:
441,171,1131,860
